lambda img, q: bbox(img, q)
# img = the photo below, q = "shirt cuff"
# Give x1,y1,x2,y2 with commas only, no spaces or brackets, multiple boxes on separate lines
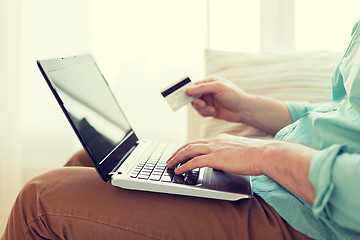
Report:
286,101,323,122
309,144,344,219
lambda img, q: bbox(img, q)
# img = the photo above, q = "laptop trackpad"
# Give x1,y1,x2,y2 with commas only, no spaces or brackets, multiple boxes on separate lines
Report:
201,167,252,195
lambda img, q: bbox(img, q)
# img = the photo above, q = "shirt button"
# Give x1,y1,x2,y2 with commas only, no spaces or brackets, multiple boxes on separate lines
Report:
340,98,346,106
342,57,347,64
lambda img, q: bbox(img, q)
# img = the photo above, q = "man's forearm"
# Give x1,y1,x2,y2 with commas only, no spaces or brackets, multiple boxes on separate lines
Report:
242,95,293,136
258,141,317,204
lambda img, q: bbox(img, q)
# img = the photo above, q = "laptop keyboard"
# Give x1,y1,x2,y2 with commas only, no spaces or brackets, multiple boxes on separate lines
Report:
130,143,200,185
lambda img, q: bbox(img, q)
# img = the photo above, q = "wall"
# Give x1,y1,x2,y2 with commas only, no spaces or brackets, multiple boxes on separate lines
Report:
88,1,207,144
0,0,23,233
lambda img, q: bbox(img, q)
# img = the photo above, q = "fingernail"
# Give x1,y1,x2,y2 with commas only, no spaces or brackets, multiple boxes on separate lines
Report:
186,87,195,93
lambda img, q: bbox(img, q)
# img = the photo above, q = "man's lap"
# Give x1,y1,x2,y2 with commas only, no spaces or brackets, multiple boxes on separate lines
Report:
1,150,311,239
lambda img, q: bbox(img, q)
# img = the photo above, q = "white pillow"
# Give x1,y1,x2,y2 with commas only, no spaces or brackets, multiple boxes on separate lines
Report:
198,49,342,139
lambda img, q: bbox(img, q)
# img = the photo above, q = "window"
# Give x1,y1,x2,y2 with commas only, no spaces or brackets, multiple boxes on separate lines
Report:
295,0,360,51
208,0,260,52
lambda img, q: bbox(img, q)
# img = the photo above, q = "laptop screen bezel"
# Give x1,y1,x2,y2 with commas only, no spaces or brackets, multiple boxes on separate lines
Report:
37,54,138,182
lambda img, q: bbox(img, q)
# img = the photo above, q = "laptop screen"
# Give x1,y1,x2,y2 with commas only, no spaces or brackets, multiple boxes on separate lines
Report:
38,55,138,181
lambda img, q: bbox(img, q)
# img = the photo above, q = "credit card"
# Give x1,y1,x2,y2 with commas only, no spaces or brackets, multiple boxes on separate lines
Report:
160,77,199,111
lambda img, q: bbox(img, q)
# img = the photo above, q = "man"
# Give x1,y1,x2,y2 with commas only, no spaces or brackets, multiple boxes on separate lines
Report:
2,21,360,240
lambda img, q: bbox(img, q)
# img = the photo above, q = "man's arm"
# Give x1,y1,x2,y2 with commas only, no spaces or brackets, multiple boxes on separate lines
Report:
310,146,360,232
187,77,293,136
258,140,317,204
239,95,293,136
175,77,317,203
167,134,317,204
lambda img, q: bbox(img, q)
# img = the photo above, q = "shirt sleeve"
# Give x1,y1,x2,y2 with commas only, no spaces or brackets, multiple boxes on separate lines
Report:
309,145,360,232
285,101,324,122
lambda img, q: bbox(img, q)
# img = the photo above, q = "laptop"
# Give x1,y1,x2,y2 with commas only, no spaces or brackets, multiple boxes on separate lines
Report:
37,54,253,201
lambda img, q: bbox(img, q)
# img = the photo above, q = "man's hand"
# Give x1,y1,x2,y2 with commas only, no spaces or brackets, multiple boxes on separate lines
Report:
186,77,252,123
167,134,266,176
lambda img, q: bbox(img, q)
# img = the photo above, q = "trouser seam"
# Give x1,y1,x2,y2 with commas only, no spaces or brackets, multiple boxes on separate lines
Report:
26,218,57,240
26,213,160,240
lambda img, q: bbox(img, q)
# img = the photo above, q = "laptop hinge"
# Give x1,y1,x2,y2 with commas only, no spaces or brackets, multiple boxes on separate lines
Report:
108,144,137,176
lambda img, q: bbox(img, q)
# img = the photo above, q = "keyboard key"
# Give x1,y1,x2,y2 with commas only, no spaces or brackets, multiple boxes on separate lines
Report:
149,174,161,181
131,170,140,175
173,174,184,184
160,175,172,182
130,172,139,178
143,167,154,171
153,169,164,175
184,170,199,185
138,173,150,180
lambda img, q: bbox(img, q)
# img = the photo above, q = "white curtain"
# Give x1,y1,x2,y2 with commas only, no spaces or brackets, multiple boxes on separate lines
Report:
0,0,23,232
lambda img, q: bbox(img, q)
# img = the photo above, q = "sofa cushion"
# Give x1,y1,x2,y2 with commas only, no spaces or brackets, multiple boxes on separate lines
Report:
198,49,342,139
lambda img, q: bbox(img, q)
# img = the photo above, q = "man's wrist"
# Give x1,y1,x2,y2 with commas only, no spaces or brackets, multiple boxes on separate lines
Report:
257,140,282,175
237,94,258,124
257,140,317,203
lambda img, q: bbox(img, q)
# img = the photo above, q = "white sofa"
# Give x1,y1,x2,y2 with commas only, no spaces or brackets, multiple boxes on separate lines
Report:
187,49,343,140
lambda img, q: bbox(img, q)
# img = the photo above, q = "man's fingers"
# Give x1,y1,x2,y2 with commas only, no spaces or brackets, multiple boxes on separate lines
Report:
191,100,217,117
166,143,211,169
186,81,221,97
194,78,217,85
167,140,208,162
191,99,206,108
174,155,211,174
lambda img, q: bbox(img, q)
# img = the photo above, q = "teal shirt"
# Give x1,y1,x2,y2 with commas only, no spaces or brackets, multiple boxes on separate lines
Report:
252,20,360,240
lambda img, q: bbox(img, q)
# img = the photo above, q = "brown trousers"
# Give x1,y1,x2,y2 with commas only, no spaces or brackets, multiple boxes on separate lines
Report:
1,150,312,240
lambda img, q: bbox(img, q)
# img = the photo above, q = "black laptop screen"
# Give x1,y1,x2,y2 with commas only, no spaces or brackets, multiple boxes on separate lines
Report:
45,59,134,178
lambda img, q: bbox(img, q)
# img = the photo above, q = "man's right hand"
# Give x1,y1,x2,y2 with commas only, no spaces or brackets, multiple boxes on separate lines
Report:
187,77,293,135
186,77,251,123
